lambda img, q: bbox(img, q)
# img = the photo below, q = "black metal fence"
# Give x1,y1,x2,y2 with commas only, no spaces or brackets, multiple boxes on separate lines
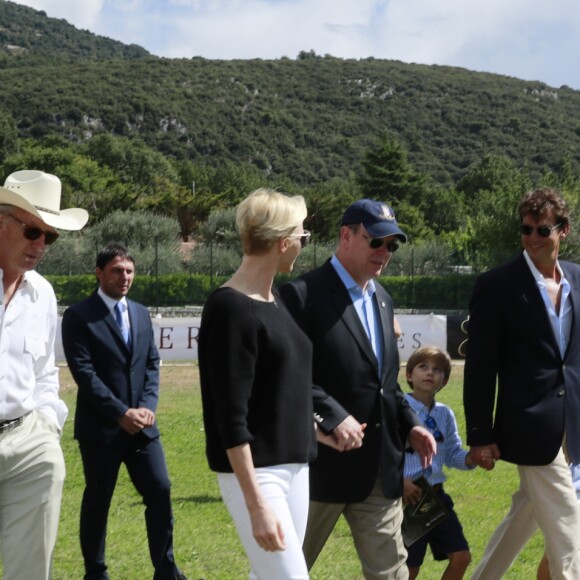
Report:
40,239,516,312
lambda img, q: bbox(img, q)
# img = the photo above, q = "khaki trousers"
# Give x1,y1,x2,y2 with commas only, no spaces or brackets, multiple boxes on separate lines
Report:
0,411,65,580
303,478,409,580
471,447,580,580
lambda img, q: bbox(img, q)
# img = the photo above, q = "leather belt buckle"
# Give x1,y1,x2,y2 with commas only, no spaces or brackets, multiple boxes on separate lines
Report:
0,413,27,434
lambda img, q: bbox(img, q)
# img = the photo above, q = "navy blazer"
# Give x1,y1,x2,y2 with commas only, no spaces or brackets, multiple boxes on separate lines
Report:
464,253,580,465
280,260,420,501
62,291,160,444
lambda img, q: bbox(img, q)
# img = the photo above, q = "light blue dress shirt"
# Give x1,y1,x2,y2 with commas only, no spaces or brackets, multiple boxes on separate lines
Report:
403,393,475,486
330,254,383,373
523,251,572,358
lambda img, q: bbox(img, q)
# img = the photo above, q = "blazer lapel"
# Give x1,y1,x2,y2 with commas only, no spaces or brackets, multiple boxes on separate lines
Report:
512,254,559,352
99,293,131,352
322,263,379,374
126,300,136,354
561,262,580,360
90,292,122,340
375,289,394,383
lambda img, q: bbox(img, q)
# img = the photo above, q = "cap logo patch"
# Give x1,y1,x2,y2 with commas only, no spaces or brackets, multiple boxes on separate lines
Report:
380,204,395,221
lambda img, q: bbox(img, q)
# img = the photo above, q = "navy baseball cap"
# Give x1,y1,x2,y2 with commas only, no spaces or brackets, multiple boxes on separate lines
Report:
341,199,407,242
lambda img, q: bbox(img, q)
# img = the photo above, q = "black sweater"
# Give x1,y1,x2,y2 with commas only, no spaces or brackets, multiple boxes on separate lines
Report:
198,287,317,472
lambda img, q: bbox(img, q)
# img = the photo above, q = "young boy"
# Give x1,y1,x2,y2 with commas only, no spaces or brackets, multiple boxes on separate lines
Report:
403,346,493,579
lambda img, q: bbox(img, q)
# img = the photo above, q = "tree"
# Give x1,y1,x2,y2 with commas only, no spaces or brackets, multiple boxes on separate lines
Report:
536,155,580,263
357,134,437,241
297,50,321,60
198,207,238,246
302,176,360,240
455,155,532,269
391,199,434,243
457,154,529,200
173,159,268,240
206,160,267,205
358,135,427,209
0,110,18,163
39,210,183,276
2,139,134,221
85,134,180,206
172,160,219,240
422,184,466,236
85,209,183,275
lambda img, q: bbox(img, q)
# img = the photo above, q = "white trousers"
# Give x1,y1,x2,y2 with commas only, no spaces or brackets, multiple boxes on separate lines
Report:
471,448,580,580
218,463,310,580
0,411,65,580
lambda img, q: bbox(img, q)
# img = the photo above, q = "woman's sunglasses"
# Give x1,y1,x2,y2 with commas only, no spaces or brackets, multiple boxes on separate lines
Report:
4,213,60,245
519,223,562,238
288,230,311,248
361,233,399,253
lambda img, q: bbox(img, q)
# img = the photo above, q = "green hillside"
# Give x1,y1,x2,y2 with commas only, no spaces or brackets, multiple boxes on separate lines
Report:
0,0,150,62
0,1,578,188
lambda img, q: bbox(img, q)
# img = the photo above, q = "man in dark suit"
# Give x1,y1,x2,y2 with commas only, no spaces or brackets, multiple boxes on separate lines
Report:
62,242,186,580
464,187,580,579
280,199,436,579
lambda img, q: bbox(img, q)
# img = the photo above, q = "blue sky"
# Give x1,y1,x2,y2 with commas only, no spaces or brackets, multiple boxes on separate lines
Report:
12,0,580,89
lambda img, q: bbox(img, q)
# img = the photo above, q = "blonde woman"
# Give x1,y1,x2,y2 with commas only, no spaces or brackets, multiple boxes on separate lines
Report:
199,189,317,579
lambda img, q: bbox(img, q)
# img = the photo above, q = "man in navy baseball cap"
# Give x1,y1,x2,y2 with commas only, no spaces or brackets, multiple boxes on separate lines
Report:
341,199,407,242
280,198,435,578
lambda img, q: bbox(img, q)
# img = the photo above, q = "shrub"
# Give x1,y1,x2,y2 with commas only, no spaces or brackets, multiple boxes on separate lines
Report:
48,272,476,310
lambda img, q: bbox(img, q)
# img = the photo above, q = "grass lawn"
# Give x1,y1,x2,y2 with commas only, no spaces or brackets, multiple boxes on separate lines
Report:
44,363,544,579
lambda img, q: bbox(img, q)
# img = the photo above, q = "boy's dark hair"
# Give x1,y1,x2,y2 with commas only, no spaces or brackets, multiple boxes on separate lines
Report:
406,346,452,389
96,242,135,270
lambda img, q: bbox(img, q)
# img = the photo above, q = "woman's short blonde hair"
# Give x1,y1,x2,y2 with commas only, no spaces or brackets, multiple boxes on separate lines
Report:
236,188,307,255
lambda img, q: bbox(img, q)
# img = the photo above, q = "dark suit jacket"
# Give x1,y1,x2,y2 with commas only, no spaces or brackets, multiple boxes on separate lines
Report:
464,253,580,465
62,291,160,444
279,260,420,502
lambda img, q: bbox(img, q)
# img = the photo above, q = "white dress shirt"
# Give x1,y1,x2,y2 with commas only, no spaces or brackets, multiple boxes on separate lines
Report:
523,250,572,358
0,269,67,428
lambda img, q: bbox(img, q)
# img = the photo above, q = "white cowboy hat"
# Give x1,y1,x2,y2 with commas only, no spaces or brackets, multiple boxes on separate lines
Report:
0,169,88,230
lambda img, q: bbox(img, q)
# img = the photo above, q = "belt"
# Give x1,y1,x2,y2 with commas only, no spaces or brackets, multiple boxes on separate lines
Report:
0,412,30,434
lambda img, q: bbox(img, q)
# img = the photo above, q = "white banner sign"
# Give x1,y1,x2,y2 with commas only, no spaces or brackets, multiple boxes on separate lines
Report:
56,314,446,363
394,314,447,362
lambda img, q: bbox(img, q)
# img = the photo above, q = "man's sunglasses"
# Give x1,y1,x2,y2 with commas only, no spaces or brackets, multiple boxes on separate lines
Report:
519,223,562,238
361,233,399,253
3,213,59,245
288,230,311,248
425,415,444,443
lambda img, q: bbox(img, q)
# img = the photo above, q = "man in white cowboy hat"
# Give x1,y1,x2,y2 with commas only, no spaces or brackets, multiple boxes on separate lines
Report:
0,169,88,580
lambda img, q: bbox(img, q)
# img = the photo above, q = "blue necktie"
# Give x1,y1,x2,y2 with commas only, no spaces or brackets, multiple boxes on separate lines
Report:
114,302,130,345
